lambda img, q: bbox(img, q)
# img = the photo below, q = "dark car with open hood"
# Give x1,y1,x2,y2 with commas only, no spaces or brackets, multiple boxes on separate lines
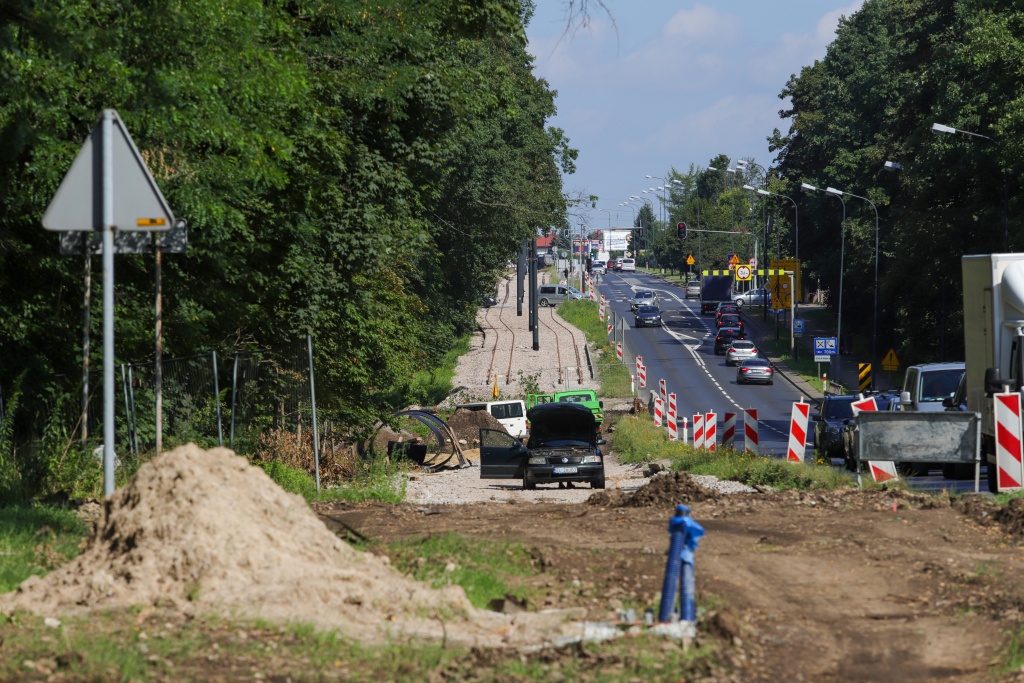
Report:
478,403,606,490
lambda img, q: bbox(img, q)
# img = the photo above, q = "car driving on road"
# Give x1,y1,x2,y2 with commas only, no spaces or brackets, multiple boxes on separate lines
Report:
630,289,658,310
717,312,743,331
734,288,769,307
813,394,859,459
634,305,662,328
685,281,701,299
714,326,745,355
736,358,774,385
725,340,758,366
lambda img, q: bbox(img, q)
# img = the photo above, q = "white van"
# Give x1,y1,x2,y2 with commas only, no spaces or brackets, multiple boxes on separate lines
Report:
459,400,528,439
536,284,583,307
899,362,966,412
619,258,636,272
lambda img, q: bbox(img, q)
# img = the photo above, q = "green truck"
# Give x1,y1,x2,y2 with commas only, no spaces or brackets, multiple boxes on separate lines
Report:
527,390,604,432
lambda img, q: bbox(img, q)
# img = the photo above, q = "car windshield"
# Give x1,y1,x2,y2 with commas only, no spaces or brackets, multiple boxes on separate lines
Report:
919,370,965,401
743,359,769,368
566,286,582,295
636,305,659,314
824,399,855,420
635,291,653,299
731,341,754,350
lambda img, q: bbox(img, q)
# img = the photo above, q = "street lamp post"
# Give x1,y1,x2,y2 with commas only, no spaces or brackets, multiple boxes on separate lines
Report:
822,186,879,388
803,182,847,376
931,122,1009,251
744,184,800,358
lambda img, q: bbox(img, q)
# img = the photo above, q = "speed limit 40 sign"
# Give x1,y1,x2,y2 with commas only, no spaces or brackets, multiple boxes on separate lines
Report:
735,264,753,281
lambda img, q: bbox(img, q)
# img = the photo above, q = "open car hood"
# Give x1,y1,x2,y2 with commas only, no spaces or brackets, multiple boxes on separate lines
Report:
526,403,597,448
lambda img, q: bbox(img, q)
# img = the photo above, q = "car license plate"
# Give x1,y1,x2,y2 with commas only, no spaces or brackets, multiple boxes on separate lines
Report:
553,466,578,474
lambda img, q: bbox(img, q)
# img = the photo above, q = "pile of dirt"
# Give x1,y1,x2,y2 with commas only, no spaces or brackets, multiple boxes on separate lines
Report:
446,408,507,445
0,444,582,647
588,471,721,508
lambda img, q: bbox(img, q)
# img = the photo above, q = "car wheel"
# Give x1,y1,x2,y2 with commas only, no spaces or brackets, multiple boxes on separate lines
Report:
539,298,550,307
591,475,606,489
898,462,929,477
769,379,774,385
523,476,536,490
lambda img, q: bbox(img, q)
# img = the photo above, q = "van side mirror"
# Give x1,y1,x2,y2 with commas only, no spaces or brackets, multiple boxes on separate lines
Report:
597,439,607,445
900,391,911,404
598,400,604,408
985,367,1015,394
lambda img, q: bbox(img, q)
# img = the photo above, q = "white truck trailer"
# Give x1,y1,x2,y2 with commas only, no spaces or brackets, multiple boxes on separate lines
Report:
961,254,1024,491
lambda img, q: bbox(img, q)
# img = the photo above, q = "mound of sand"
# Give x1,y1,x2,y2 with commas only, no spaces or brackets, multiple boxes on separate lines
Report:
0,445,581,646
446,408,507,445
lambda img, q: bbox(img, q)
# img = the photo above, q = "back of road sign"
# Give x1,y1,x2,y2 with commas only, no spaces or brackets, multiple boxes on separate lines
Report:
43,110,174,232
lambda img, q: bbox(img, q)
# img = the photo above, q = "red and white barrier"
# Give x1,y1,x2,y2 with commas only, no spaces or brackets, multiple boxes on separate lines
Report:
787,401,810,462
659,378,667,404
654,396,664,427
635,356,643,375
850,396,899,482
681,417,689,444
722,412,736,446
607,321,613,335
638,365,647,388
744,409,759,454
693,414,705,450
995,392,1024,492
616,342,623,362
668,393,677,420
599,295,606,320
630,374,635,395
705,412,717,451
668,414,678,441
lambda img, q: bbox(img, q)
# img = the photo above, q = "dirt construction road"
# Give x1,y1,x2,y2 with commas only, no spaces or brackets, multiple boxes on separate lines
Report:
321,479,1024,682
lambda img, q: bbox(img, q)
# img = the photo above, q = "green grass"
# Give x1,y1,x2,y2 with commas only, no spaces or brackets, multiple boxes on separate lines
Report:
557,299,634,397
259,458,407,504
0,504,89,593
385,533,536,609
408,335,471,405
611,414,855,490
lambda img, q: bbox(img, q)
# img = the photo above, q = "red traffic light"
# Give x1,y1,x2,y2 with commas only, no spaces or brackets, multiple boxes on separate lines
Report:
677,222,687,239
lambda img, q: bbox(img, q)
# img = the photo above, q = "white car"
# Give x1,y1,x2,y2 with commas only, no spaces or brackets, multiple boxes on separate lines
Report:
619,258,636,272
630,289,658,311
733,288,769,307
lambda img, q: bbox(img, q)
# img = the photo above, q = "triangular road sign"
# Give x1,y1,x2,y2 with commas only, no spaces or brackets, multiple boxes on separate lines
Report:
43,109,174,232
882,348,900,371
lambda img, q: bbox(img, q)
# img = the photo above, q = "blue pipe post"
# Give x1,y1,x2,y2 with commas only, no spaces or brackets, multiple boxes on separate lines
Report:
678,515,706,622
657,505,689,622
658,505,706,623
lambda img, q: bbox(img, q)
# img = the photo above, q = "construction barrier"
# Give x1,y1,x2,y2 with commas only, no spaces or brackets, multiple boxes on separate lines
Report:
616,342,623,362
744,408,759,454
659,379,667,404
668,393,677,421
693,414,705,450
668,413,678,441
722,412,736,446
638,364,647,388
787,400,810,462
852,395,899,483
995,392,1024,492
654,397,664,427
600,295,606,321
705,412,717,451
681,416,689,444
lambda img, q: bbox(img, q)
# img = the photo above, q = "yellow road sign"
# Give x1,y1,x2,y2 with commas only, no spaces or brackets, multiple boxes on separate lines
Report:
882,349,900,371
686,254,695,265
729,254,741,265
735,265,753,281
858,363,872,391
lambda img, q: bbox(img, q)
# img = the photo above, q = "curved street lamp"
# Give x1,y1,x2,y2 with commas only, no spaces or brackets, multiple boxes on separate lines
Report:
822,186,879,388
931,121,1009,251
803,182,847,362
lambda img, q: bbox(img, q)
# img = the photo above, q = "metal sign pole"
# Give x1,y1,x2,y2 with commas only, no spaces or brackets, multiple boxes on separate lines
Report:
102,110,116,496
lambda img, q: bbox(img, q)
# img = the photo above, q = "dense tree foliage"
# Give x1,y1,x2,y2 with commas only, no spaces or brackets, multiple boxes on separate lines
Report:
0,0,573,444
770,0,1024,363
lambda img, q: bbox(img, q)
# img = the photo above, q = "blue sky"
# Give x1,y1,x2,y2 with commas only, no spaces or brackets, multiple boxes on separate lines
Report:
525,0,864,230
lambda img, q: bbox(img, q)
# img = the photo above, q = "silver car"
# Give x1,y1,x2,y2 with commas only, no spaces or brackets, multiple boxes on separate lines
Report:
630,289,658,311
736,358,774,385
725,340,758,367
733,288,769,307
685,281,701,299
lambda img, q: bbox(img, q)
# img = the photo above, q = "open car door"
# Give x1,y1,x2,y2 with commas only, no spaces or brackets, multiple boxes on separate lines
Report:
479,428,527,479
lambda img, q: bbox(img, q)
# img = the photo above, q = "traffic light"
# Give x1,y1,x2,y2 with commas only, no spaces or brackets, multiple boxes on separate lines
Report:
677,222,687,239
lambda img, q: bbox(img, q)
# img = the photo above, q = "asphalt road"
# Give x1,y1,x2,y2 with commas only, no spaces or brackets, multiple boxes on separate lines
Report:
595,269,988,493
597,269,810,458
